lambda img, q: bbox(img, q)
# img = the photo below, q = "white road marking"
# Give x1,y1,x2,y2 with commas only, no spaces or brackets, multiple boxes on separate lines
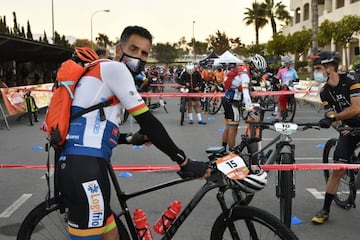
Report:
306,188,325,199
0,194,32,218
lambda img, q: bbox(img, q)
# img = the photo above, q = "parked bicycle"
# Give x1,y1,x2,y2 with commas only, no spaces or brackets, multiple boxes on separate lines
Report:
235,120,320,228
17,149,298,239
251,73,296,122
323,125,360,209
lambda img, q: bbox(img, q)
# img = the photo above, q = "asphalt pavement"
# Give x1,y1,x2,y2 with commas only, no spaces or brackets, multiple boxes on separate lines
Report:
1,90,359,240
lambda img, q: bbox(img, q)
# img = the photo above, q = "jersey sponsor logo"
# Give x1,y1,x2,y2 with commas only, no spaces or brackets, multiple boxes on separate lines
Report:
93,110,101,134
82,180,104,228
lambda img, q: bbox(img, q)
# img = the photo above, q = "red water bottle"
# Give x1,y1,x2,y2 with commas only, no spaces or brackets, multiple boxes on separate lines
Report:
153,200,182,235
133,208,153,240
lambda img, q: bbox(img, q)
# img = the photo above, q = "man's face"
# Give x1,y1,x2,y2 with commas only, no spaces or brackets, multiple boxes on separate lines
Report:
117,34,151,62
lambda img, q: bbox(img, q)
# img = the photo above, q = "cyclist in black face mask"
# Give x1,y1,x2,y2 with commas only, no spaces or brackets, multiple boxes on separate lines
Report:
58,25,210,240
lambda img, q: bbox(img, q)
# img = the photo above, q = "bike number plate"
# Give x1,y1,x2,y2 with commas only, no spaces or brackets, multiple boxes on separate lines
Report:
216,153,249,180
274,122,298,134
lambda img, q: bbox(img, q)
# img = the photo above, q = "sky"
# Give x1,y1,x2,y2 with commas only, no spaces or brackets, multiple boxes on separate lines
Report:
1,0,290,45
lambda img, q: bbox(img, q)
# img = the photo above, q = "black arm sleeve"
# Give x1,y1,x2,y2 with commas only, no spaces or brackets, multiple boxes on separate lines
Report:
134,111,186,164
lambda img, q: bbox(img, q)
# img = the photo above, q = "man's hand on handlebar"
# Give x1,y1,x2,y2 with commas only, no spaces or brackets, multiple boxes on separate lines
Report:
177,158,211,179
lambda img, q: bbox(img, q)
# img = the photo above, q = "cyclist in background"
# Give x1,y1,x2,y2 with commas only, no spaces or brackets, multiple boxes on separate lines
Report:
179,65,206,124
311,51,360,225
221,56,265,151
58,26,210,240
276,58,299,120
215,64,226,86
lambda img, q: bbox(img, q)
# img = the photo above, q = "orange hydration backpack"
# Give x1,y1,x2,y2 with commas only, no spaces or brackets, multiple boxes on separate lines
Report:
45,58,112,148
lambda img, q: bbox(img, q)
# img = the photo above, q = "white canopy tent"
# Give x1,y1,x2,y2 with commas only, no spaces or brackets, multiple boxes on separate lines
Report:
214,50,243,65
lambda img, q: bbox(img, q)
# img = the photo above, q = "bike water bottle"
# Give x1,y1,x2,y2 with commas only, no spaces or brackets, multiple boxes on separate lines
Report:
153,200,182,235
133,208,153,240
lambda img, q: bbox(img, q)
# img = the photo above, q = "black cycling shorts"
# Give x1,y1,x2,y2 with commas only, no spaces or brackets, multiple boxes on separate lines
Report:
57,154,116,239
334,134,360,162
223,100,241,126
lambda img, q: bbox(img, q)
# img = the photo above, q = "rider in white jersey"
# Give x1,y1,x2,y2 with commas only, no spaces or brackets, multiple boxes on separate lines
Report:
58,26,210,240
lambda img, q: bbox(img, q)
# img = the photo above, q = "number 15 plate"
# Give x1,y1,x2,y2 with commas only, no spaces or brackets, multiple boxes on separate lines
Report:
216,153,249,180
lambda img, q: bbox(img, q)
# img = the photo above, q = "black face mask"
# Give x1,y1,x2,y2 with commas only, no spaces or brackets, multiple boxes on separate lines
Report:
120,53,146,75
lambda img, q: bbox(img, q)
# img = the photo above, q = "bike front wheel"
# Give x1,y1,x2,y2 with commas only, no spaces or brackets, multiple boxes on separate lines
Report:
278,153,294,228
207,97,222,115
323,138,354,208
17,198,130,240
210,205,298,240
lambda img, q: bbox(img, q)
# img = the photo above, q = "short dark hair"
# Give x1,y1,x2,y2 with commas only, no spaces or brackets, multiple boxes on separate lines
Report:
119,26,153,46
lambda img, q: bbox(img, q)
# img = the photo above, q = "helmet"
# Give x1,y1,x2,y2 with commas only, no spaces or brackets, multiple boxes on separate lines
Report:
250,54,267,71
71,47,99,63
234,170,268,193
312,51,340,67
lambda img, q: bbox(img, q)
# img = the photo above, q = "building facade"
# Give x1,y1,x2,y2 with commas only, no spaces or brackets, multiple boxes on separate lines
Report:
282,0,360,68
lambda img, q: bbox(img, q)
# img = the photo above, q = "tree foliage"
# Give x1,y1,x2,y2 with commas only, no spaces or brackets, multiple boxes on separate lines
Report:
95,33,113,48
262,0,291,35
243,2,267,45
151,42,180,63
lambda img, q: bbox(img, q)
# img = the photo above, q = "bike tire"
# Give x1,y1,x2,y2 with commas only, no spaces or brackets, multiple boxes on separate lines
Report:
210,205,298,240
119,109,129,125
207,97,222,115
285,95,296,122
240,102,248,120
278,153,294,228
17,198,131,240
323,138,353,208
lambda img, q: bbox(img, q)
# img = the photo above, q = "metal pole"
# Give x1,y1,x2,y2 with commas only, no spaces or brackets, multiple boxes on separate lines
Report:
91,10,110,49
51,0,55,44
192,20,195,62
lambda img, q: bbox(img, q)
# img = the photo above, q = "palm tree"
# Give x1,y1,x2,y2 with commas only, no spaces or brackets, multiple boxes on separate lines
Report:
262,0,291,36
243,2,267,45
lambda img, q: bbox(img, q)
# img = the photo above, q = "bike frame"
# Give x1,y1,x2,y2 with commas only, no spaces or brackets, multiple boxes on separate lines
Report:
107,163,239,240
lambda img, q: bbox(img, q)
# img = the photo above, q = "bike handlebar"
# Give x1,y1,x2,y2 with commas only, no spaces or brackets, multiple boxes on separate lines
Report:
245,121,321,131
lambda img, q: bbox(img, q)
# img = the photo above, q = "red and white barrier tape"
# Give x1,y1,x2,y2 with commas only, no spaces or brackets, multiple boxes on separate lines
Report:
1,163,360,172
10,87,319,98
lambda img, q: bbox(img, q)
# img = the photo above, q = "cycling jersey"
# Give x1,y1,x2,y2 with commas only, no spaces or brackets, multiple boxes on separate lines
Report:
62,61,148,160
320,73,360,127
277,67,298,86
224,66,253,110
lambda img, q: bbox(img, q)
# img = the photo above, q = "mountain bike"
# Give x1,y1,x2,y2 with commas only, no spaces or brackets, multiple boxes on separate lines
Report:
234,120,320,228
322,126,360,209
17,152,298,239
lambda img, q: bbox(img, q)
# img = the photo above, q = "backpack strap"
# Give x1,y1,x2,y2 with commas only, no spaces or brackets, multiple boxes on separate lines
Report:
70,98,114,122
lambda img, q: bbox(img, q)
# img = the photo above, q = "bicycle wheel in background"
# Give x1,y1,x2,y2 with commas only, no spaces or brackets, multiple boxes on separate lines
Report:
17,198,130,240
119,108,129,125
278,152,294,228
284,95,296,122
207,97,222,115
323,138,353,208
210,205,298,240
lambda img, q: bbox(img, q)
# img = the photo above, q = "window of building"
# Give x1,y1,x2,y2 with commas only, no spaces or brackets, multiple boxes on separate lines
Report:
303,3,310,21
336,0,345,8
351,0,360,3
295,7,301,23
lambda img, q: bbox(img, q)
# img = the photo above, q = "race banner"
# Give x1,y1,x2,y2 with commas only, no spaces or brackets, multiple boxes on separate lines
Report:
0,83,53,116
